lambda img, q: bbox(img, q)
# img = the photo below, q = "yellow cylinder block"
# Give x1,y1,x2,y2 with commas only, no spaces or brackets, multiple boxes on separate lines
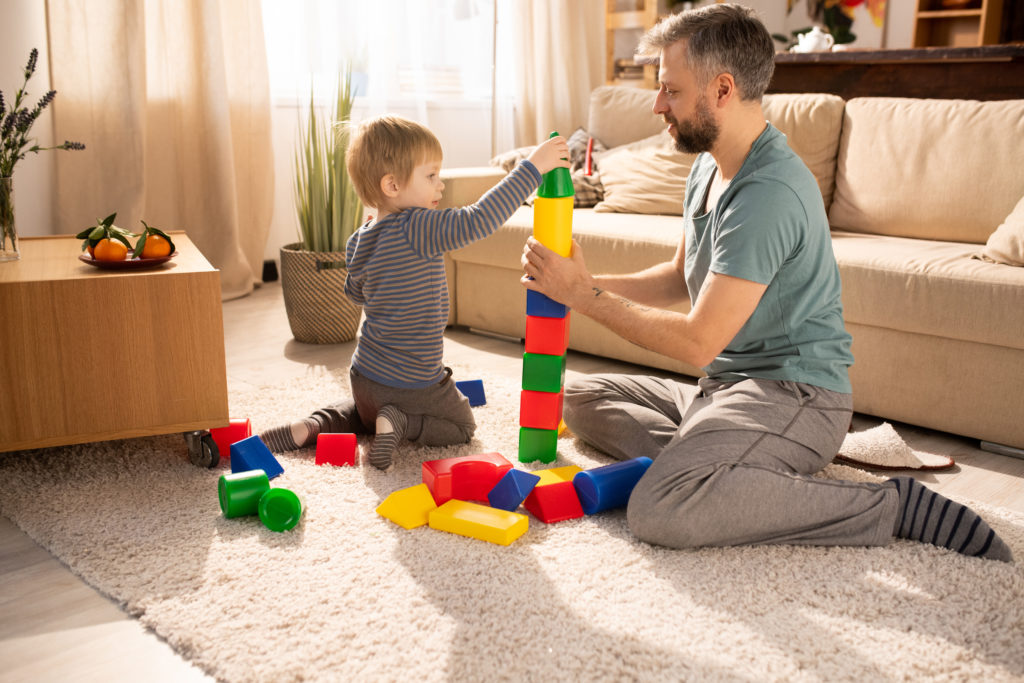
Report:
533,196,574,257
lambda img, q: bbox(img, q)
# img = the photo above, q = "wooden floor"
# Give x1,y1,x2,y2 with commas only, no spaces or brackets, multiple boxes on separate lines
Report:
2,280,1023,682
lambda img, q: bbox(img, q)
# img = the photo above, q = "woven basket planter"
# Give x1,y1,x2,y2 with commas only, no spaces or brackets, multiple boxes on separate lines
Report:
280,242,361,344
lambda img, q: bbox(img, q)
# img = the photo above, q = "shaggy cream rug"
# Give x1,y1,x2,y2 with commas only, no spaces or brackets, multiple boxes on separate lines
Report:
1,366,1023,682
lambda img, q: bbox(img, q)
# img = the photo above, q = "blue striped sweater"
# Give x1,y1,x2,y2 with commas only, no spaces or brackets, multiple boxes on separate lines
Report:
345,160,542,388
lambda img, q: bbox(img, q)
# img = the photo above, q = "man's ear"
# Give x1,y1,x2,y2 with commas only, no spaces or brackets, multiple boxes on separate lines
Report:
712,73,736,106
380,174,400,198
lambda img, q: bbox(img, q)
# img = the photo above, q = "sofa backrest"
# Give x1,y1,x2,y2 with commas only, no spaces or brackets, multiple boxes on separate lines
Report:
829,97,1024,244
586,86,845,210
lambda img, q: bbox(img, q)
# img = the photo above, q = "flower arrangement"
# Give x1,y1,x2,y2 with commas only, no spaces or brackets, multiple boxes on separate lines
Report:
1,48,85,178
776,0,887,48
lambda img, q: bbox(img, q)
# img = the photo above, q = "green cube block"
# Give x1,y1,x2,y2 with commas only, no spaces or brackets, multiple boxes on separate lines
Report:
522,352,566,393
519,427,558,464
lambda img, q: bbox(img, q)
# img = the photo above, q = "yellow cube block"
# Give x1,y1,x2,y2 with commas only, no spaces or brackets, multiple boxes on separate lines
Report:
533,465,582,486
533,196,574,257
376,483,437,529
428,499,528,545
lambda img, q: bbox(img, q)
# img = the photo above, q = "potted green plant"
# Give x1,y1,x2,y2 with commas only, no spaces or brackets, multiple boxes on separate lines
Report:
280,67,364,343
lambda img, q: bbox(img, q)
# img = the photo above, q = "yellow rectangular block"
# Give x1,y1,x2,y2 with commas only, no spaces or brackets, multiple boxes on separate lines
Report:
533,196,574,257
376,483,437,529
428,500,528,545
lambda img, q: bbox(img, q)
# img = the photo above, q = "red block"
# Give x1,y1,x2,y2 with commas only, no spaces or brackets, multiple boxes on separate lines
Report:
525,314,571,356
316,433,357,466
523,481,584,524
209,418,252,459
422,452,513,505
520,390,563,431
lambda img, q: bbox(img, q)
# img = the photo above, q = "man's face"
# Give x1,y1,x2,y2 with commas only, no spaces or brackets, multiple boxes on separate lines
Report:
653,40,720,155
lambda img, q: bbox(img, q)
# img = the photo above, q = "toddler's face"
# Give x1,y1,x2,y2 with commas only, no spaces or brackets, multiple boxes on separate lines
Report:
395,156,444,211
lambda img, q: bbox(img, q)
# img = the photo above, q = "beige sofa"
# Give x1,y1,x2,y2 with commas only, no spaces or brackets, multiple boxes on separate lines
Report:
440,86,1024,450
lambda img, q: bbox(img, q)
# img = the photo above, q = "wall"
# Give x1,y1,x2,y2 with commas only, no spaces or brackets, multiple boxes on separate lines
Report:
0,0,55,237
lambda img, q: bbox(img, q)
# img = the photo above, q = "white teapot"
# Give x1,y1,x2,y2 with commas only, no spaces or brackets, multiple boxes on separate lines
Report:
791,26,835,53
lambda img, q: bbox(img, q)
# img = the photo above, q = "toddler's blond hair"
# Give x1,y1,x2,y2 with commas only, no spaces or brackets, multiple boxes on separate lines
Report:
346,115,443,210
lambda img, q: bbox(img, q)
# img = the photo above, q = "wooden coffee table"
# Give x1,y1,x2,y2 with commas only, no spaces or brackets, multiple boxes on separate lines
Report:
0,233,229,458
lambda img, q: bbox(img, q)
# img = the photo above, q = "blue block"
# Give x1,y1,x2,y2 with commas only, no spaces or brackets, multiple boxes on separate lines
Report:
230,435,284,480
572,457,653,515
488,469,542,511
455,379,487,407
526,289,569,319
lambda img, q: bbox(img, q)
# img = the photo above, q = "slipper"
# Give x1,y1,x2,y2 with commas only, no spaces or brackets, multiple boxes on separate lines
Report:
835,422,955,471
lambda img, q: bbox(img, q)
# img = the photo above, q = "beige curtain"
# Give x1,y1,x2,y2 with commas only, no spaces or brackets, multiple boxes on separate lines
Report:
46,0,273,301
512,0,606,146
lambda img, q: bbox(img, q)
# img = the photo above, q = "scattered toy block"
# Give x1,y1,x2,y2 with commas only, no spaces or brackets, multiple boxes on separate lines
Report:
376,483,438,529
520,390,564,431
523,466,584,523
557,419,568,437
230,435,284,479
521,352,566,393
428,499,528,545
209,418,252,459
422,452,514,505
258,487,303,532
573,457,653,515
455,379,487,407
315,433,357,467
526,289,569,319
218,469,270,518
518,427,558,464
488,469,541,511
525,314,571,356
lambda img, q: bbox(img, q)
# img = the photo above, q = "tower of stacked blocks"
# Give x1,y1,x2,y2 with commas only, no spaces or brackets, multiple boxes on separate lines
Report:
520,132,573,464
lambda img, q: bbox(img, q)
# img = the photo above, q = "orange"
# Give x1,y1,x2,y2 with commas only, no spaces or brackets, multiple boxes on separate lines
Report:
141,234,172,258
93,238,128,262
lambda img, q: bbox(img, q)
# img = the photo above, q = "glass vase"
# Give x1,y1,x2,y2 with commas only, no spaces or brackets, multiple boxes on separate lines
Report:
0,176,18,262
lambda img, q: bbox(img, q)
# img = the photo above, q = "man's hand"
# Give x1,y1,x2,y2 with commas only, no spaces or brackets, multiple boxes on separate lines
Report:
520,237,592,308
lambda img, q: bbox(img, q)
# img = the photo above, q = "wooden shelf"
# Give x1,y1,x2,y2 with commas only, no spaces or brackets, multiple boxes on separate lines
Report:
605,0,662,89
913,0,1004,47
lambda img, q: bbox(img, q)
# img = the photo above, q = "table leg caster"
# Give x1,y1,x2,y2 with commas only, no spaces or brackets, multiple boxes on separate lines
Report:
184,430,220,468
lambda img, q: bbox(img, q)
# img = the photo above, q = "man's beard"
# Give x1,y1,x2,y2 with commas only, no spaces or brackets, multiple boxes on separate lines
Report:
666,95,719,154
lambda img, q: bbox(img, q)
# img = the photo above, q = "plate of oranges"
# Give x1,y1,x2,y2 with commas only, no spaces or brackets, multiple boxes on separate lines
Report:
76,213,177,270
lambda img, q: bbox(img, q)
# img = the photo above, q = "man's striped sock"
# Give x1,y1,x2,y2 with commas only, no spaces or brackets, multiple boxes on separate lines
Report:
891,477,1013,562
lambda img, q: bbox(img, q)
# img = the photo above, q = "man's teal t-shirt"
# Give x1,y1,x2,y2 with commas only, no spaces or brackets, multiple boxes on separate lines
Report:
683,123,853,394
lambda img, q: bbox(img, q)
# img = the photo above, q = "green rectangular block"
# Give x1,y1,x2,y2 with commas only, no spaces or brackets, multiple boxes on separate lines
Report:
519,427,558,464
522,352,566,393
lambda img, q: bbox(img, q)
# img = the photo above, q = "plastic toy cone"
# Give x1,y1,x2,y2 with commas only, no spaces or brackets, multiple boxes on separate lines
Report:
536,131,574,199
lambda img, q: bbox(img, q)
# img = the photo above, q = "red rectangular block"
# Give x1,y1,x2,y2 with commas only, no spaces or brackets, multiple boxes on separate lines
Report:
209,418,252,459
316,433,357,466
525,313,570,356
520,390,563,431
422,452,514,505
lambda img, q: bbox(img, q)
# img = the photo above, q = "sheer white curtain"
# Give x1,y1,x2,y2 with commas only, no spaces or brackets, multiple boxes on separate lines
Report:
262,0,514,164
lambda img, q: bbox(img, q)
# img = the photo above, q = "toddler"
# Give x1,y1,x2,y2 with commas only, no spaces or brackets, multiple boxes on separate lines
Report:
261,114,569,469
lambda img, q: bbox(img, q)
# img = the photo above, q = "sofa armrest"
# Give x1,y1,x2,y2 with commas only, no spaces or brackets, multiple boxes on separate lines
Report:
438,167,507,209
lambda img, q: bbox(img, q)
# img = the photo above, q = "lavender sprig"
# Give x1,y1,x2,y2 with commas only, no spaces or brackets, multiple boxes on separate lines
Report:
0,49,84,178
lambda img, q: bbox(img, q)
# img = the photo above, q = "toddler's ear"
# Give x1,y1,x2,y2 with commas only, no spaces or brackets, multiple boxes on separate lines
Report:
380,174,399,198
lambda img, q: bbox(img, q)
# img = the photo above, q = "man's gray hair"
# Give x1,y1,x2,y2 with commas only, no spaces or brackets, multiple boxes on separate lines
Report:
636,3,776,101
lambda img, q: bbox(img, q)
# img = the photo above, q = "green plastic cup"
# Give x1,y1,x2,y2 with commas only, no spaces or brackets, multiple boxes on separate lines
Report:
258,487,303,532
218,469,270,518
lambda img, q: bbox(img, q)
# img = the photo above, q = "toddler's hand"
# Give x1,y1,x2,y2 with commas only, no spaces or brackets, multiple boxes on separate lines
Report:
527,135,571,176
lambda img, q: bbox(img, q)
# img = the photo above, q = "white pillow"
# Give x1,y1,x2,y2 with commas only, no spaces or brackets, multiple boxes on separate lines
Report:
976,195,1024,267
592,133,697,216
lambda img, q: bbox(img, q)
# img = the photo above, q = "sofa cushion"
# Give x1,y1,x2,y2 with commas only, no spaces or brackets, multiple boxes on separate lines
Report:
592,134,697,216
829,98,1024,244
587,86,663,150
831,230,1024,350
977,195,1024,267
762,93,845,210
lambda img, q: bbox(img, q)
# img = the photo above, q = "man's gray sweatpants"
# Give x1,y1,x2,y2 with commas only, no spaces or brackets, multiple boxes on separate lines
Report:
563,374,899,550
